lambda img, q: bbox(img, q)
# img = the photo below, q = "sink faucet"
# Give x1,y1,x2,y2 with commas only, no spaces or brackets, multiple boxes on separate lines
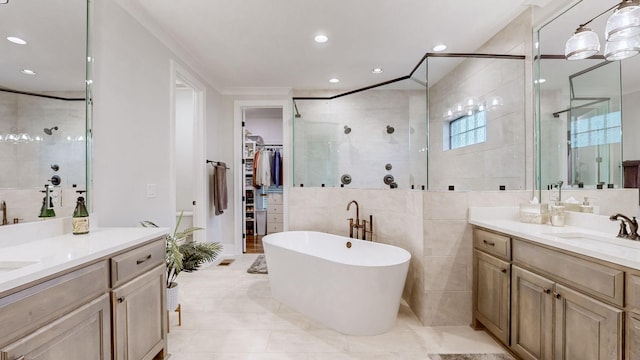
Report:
610,213,639,240
1,201,7,225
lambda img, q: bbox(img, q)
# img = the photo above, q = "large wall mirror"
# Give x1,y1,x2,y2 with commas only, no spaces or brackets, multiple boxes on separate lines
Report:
0,0,89,224
536,0,640,193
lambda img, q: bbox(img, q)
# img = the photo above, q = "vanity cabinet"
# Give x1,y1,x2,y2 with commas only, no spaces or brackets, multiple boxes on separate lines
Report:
473,226,626,360
0,235,167,360
472,229,511,344
511,266,622,360
111,238,166,360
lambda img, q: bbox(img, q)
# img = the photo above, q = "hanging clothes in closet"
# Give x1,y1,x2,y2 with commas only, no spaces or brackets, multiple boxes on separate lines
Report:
252,146,282,188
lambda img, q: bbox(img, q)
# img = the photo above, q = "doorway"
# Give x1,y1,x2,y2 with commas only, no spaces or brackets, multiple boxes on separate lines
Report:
171,61,206,242
233,100,289,255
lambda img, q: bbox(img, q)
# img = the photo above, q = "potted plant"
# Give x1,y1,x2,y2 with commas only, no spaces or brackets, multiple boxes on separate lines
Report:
141,212,222,311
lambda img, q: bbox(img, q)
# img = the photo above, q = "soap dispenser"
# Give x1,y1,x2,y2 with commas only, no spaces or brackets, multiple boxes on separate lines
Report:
38,185,56,218
72,191,89,235
580,197,594,213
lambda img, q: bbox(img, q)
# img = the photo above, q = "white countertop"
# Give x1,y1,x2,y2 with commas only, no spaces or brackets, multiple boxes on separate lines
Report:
0,227,168,295
469,207,640,270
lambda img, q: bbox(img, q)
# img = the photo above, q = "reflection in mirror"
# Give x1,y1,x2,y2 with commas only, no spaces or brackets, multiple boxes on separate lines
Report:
0,0,88,224
535,0,636,194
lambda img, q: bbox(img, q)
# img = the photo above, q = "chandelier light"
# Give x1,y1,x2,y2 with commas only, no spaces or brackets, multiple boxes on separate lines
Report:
566,0,640,61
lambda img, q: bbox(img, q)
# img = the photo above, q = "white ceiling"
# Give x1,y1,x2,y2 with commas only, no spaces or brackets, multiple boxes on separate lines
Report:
130,0,548,92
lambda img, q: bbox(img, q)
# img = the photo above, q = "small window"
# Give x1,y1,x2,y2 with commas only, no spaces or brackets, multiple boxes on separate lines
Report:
449,111,486,150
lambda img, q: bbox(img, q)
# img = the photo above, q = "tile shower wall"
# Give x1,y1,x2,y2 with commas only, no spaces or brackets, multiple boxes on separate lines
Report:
293,88,427,190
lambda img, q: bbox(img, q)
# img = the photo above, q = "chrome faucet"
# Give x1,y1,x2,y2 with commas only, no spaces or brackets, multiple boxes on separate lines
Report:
1,201,7,225
610,213,639,240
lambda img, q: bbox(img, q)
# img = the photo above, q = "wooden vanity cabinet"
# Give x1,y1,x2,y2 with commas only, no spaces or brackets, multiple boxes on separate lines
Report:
473,226,625,360
472,228,511,345
111,238,167,360
0,236,167,360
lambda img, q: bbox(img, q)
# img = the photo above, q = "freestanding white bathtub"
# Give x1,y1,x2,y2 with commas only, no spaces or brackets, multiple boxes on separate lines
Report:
263,231,411,336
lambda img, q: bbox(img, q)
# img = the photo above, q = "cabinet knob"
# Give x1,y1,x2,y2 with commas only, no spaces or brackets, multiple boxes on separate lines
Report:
553,292,562,299
501,268,507,273
117,296,125,303
543,288,551,294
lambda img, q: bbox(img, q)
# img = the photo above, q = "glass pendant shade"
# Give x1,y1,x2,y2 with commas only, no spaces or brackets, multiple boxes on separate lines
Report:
605,35,640,60
605,2,640,41
565,27,601,60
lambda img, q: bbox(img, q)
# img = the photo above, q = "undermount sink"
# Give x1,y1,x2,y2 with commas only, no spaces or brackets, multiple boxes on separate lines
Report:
541,231,640,252
0,260,38,274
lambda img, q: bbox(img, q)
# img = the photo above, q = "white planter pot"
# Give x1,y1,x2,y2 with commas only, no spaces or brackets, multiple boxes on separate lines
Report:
167,282,179,311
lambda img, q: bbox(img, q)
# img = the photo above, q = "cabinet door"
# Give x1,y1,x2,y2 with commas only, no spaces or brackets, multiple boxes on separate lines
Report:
554,284,622,360
511,266,553,360
1,294,110,360
112,265,166,360
474,250,510,344
627,312,640,360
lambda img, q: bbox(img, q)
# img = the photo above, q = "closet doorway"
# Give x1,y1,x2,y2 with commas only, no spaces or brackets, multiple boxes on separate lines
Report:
242,107,283,253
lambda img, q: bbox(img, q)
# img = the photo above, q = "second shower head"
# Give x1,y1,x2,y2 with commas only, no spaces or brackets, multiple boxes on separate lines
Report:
44,126,59,135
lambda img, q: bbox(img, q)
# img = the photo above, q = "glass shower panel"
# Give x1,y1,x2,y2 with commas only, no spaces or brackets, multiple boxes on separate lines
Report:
292,76,428,189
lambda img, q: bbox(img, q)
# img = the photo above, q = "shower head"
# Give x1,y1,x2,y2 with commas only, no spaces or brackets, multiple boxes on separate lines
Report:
44,126,59,135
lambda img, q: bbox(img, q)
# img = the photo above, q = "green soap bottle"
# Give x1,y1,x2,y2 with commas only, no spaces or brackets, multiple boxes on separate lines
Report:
72,193,89,235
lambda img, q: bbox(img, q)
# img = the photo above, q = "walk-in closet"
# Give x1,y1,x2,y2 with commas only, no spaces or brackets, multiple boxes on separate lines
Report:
242,108,284,253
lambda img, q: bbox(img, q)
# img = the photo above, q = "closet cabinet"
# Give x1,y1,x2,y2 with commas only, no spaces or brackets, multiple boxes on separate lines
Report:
266,193,283,234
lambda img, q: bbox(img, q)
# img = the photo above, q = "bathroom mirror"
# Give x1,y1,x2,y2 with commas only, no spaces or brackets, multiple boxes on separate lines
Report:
0,0,90,223
536,0,639,192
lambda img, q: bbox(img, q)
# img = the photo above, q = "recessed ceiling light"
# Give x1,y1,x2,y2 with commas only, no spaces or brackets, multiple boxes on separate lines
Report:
432,44,447,52
314,34,328,43
21,69,37,75
329,78,340,83
371,68,383,74
7,36,26,45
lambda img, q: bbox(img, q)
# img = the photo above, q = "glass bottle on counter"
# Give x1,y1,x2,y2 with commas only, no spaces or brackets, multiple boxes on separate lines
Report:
72,193,89,235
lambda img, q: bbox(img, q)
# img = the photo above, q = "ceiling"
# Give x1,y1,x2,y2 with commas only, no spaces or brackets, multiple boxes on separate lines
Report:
129,0,554,93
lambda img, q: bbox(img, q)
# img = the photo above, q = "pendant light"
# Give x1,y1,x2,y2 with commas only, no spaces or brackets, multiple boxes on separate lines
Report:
605,0,640,41
605,35,640,60
565,26,601,60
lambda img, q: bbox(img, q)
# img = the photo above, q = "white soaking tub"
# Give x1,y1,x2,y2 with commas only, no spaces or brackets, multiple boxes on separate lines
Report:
263,231,411,335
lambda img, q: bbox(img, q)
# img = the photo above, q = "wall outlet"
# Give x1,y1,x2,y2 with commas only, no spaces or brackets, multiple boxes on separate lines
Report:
146,184,157,198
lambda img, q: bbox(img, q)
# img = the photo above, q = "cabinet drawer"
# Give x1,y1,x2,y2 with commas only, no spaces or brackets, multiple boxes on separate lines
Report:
267,223,283,234
268,213,283,224
268,194,283,205
628,274,640,312
513,239,624,307
267,204,283,214
110,238,164,288
0,260,109,343
473,228,510,260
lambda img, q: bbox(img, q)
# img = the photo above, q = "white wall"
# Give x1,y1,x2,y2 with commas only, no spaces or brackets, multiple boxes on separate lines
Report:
623,90,640,161
92,0,225,251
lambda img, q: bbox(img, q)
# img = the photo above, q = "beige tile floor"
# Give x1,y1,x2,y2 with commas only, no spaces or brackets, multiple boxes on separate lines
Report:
167,254,508,360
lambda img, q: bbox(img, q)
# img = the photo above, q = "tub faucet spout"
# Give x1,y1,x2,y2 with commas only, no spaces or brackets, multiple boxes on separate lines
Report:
347,200,360,238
